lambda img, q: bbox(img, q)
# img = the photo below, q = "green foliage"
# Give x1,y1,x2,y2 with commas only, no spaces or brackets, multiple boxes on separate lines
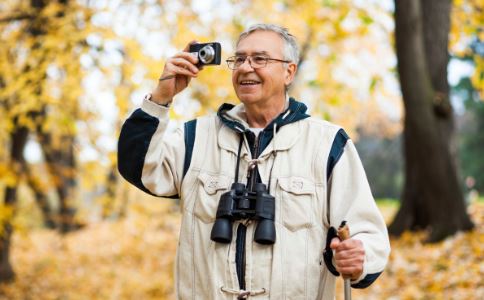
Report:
458,75,484,193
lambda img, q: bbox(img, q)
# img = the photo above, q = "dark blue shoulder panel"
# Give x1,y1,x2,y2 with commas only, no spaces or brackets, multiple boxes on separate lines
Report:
183,119,197,178
326,128,349,180
117,108,159,196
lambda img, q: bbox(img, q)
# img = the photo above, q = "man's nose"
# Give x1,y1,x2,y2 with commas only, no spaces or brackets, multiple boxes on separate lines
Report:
238,57,254,72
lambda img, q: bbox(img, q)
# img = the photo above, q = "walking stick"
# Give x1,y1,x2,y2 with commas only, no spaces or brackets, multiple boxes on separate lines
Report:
337,221,352,300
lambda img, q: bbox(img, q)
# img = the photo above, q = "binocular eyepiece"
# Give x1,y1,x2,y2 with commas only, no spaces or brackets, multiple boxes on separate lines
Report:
210,182,276,245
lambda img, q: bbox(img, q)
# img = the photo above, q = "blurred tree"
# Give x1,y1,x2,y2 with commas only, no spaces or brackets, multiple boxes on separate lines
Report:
389,0,474,242
0,0,146,281
0,0,50,281
355,133,403,199
0,119,28,281
0,0,79,282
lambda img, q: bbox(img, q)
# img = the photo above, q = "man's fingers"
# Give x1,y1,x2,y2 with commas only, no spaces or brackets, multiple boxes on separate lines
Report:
331,237,365,279
173,51,199,66
171,65,197,78
182,40,200,64
163,58,199,77
334,246,365,260
334,250,365,264
334,238,363,250
334,255,365,267
334,256,364,279
330,237,340,249
331,238,358,251
171,57,199,74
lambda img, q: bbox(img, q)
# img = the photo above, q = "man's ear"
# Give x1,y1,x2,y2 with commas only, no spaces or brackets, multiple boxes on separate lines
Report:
284,62,297,86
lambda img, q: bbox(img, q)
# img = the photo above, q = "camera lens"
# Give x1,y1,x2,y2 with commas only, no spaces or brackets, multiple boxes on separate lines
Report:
199,45,215,64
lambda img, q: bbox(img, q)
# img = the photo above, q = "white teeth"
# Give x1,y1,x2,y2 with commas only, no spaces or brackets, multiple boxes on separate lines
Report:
240,80,260,85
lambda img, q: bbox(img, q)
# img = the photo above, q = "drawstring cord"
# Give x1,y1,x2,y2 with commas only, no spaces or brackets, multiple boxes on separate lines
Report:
243,118,285,194
243,123,278,193
220,286,266,299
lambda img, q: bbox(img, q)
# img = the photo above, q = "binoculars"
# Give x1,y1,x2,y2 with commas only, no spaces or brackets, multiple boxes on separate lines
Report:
210,182,276,245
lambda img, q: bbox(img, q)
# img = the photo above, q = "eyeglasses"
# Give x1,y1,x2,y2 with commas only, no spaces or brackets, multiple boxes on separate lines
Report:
226,55,291,70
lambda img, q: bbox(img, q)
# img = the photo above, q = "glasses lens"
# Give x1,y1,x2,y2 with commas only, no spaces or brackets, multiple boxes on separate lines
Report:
226,55,271,69
234,56,246,68
251,56,267,68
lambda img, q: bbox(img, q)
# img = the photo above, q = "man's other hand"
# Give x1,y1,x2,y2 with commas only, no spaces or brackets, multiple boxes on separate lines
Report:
330,237,365,280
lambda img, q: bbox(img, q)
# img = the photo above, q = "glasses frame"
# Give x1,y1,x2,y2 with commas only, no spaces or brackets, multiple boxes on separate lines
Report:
226,55,291,70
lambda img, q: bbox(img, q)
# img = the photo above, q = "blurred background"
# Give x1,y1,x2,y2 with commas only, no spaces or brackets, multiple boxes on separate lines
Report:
0,0,482,299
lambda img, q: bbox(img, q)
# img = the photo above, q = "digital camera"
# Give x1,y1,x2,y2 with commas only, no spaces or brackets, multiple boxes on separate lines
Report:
189,42,222,67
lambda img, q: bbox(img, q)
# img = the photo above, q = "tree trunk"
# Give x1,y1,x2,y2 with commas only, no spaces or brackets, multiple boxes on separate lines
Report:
28,0,79,233
101,165,118,219
0,125,29,282
25,163,56,229
0,0,49,282
38,132,79,233
389,0,474,242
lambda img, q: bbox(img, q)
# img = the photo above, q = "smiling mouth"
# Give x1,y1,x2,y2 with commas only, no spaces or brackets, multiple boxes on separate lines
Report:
239,80,261,86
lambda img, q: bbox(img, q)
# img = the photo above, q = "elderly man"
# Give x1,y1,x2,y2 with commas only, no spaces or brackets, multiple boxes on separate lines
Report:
118,24,390,299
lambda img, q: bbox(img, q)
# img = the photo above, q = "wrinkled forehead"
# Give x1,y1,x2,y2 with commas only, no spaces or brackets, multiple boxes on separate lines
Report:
235,30,285,56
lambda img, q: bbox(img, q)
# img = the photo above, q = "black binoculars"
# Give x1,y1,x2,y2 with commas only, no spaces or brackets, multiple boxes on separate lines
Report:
210,182,276,245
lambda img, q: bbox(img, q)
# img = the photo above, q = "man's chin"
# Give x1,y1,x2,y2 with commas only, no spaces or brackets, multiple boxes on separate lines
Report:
237,94,261,105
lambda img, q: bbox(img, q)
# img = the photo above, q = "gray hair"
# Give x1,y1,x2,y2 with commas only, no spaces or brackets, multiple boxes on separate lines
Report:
236,24,300,66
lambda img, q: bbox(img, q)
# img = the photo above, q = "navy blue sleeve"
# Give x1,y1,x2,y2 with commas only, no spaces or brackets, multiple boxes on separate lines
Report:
351,272,382,289
117,108,160,196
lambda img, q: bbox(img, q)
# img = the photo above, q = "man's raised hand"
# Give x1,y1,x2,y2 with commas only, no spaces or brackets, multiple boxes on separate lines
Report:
151,41,200,105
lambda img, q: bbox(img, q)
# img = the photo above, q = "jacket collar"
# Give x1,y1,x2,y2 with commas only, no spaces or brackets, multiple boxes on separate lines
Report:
217,97,310,157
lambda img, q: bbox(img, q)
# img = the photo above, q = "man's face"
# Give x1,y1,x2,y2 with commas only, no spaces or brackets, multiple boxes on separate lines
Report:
232,30,297,106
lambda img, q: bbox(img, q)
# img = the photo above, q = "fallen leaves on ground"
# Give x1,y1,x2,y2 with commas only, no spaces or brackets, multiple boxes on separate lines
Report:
344,201,484,300
0,199,180,300
0,200,482,300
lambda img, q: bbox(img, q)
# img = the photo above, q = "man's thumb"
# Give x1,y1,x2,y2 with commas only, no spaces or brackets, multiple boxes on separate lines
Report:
330,237,340,250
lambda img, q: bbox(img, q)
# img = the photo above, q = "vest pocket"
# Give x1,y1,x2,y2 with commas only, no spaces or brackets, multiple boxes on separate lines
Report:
193,172,231,223
277,176,315,231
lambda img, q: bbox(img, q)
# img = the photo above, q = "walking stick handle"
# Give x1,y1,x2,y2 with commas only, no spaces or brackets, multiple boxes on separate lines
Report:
337,221,352,300
337,220,350,241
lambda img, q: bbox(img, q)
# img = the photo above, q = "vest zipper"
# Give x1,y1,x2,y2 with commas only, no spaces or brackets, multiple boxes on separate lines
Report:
235,132,262,290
